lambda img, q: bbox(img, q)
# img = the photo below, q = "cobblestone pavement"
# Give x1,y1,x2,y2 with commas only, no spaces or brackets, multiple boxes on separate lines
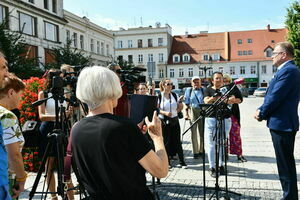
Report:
20,97,300,199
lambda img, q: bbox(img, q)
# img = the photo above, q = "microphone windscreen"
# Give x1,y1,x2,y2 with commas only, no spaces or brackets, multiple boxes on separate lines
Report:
234,78,245,85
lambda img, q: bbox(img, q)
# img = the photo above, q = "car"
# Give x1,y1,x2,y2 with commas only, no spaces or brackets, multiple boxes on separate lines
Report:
248,87,257,95
239,87,249,97
253,87,267,97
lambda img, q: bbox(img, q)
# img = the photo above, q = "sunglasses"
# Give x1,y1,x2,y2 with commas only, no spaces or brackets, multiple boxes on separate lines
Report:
165,83,173,86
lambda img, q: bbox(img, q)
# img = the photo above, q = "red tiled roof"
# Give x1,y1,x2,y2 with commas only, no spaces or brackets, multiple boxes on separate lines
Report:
168,32,227,64
229,28,287,61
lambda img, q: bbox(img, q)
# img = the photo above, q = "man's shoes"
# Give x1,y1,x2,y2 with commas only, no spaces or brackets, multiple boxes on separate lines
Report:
209,168,217,178
177,162,188,169
219,166,226,175
156,179,161,185
193,154,200,159
237,155,247,162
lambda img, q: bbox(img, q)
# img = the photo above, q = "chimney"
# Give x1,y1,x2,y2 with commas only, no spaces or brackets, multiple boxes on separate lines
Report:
267,24,270,31
185,31,188,38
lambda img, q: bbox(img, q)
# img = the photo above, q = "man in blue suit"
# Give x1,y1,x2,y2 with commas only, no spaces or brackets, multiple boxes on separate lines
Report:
255,42,300,200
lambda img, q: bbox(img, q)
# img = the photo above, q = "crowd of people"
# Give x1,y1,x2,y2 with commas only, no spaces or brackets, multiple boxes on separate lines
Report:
0,41,299,200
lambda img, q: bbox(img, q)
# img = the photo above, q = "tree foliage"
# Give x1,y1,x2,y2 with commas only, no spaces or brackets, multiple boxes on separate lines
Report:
285,0,300,67
0,19,42,78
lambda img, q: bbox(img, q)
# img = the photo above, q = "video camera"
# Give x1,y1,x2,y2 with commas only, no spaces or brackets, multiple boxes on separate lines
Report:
116,67,146,94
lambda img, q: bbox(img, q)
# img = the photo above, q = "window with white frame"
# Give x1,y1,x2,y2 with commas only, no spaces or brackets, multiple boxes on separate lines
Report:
170,69,174,78
138,54,143,63
203,54,210,61
248,50,253,55
148,39,153,47
80,35,84,49
188,68,193,77
179,68,184,77
272,65,277,73
148,54,153,62
266,49,272,57
0,5,8,24
19,12,37,36
247,38,252,43
173,54,180,63
73,33,77,48
117,40,123,48
44,21,58,42
159,69,164,78
128,40,133,48
106,44,109,56
208,70,213,76
128,55,133,63
90,39,94,52
240,66,245,74
251,65,256,74
213,53,220,61
230,66,235,75
219,67,223,73
158,53,164,62
158,38,163,46
199,69,203,76
183,54,190,62
261,65,267,74
238,51,242,56
101,42,104,55
97,41,100,54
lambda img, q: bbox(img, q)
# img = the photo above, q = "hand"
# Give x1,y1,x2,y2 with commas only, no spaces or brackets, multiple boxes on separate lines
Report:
254,110,262,121
12,181,25,198
165,112,172,117
227,96,236,104
145,111,162,140
137,119,147,134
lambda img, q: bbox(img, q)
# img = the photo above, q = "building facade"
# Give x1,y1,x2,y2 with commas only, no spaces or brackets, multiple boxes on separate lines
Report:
113,24,173,84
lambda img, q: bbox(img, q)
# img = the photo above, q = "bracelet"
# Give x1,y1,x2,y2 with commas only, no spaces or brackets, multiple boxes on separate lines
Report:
16,172,28,182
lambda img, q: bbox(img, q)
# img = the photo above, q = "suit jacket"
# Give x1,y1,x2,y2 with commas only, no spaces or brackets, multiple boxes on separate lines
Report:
259,60,300,132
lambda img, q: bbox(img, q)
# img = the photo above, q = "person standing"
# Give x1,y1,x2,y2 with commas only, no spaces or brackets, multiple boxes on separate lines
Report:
184,76,205,159
0,51,10,200
254,42,300,200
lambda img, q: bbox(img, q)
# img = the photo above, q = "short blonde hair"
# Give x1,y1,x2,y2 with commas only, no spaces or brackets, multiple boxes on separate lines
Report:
76,66,122,110
223,73,232,83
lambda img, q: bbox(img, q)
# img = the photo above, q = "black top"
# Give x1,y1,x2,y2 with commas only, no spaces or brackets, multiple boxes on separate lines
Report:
230,86,243,124
72,113,153,200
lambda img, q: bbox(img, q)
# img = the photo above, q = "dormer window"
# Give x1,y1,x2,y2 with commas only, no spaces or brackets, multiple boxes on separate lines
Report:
173,54,180,63
183,53,190,62
203,54,210,61
212,53,220,61
264,47,273,57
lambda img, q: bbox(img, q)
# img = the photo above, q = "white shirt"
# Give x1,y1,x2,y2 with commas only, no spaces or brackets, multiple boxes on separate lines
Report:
159,92,178,118
45,92,67,116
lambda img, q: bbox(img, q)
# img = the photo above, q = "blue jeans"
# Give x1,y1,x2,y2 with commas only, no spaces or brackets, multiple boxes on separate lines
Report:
205,117,231,168
0,184,12,200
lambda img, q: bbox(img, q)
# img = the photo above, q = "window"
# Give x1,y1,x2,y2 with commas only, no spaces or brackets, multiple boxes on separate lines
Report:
179,68,184,77
138,54,143,63
44,0,49,9
52,0,57,13
80,35,84,49
128,55,133,63
251,66,256,74
271,40,275,43
203,54,210,61
19,12,37,36
73,33,77,48
158,38,163,46
199,69,203,76
261,65,267,74
128,40,132,48
230,66,235,75
213,53,220,61
22,45,38,61
243,51,248,55
170,69,174,78
266,49,272,57
148,39,153,47
158,53,164,62
248,50,253,55
90,39,94,52
101,42,104,55
247,38,252,43
45,48,55,65
97,41,100,54
66,30,70,42
173,54,180,63
159,69,164,78
273,65,277,73
106,44,109,56
0,5,8,25
28,0,34,3
117,40,122,48
240,66,245,74
118,55,123,62
208,70,213,76
138,39,142,48
188,68,193,77
183,54,190,62
237,39,242,44
219,67,223,73
148,54,153,62
44,21,58,42
237,51,242,56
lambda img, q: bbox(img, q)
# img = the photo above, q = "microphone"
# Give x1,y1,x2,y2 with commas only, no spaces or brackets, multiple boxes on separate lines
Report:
220,77,245,94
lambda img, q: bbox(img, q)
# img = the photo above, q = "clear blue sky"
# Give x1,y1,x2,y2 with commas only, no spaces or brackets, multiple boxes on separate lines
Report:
64,0,295,35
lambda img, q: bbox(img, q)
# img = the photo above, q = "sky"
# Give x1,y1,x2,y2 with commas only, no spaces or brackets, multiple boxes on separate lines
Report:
64,0,295,35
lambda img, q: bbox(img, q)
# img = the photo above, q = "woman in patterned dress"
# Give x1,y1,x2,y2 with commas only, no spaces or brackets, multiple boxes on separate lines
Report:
0,74,26,199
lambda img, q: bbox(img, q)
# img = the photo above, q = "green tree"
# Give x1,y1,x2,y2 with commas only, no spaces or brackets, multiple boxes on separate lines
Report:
45,39,91,69
0,19,42,78
285,0,300,67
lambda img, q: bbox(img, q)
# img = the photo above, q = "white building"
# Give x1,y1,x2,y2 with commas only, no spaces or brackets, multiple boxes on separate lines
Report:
64,10,114,67
113,24,173,84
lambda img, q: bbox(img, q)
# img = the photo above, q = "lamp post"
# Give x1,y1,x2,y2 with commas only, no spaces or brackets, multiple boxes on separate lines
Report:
199,65,212,80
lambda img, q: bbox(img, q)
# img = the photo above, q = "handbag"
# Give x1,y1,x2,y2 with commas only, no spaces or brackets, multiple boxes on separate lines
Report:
22,120,41,148
177,111,183,119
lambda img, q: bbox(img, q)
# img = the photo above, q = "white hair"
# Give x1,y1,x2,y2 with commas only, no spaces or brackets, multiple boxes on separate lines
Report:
76,66,122,110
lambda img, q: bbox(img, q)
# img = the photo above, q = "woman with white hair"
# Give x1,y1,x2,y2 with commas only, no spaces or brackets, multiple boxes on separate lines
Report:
72,66,168,200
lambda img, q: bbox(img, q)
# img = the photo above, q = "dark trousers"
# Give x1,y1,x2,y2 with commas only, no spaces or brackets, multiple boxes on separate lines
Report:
270,129,298,200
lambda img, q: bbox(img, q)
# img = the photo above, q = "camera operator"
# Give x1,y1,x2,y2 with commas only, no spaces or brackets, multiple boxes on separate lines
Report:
72,66,168,200
203,72,238,178
38,68,72,200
